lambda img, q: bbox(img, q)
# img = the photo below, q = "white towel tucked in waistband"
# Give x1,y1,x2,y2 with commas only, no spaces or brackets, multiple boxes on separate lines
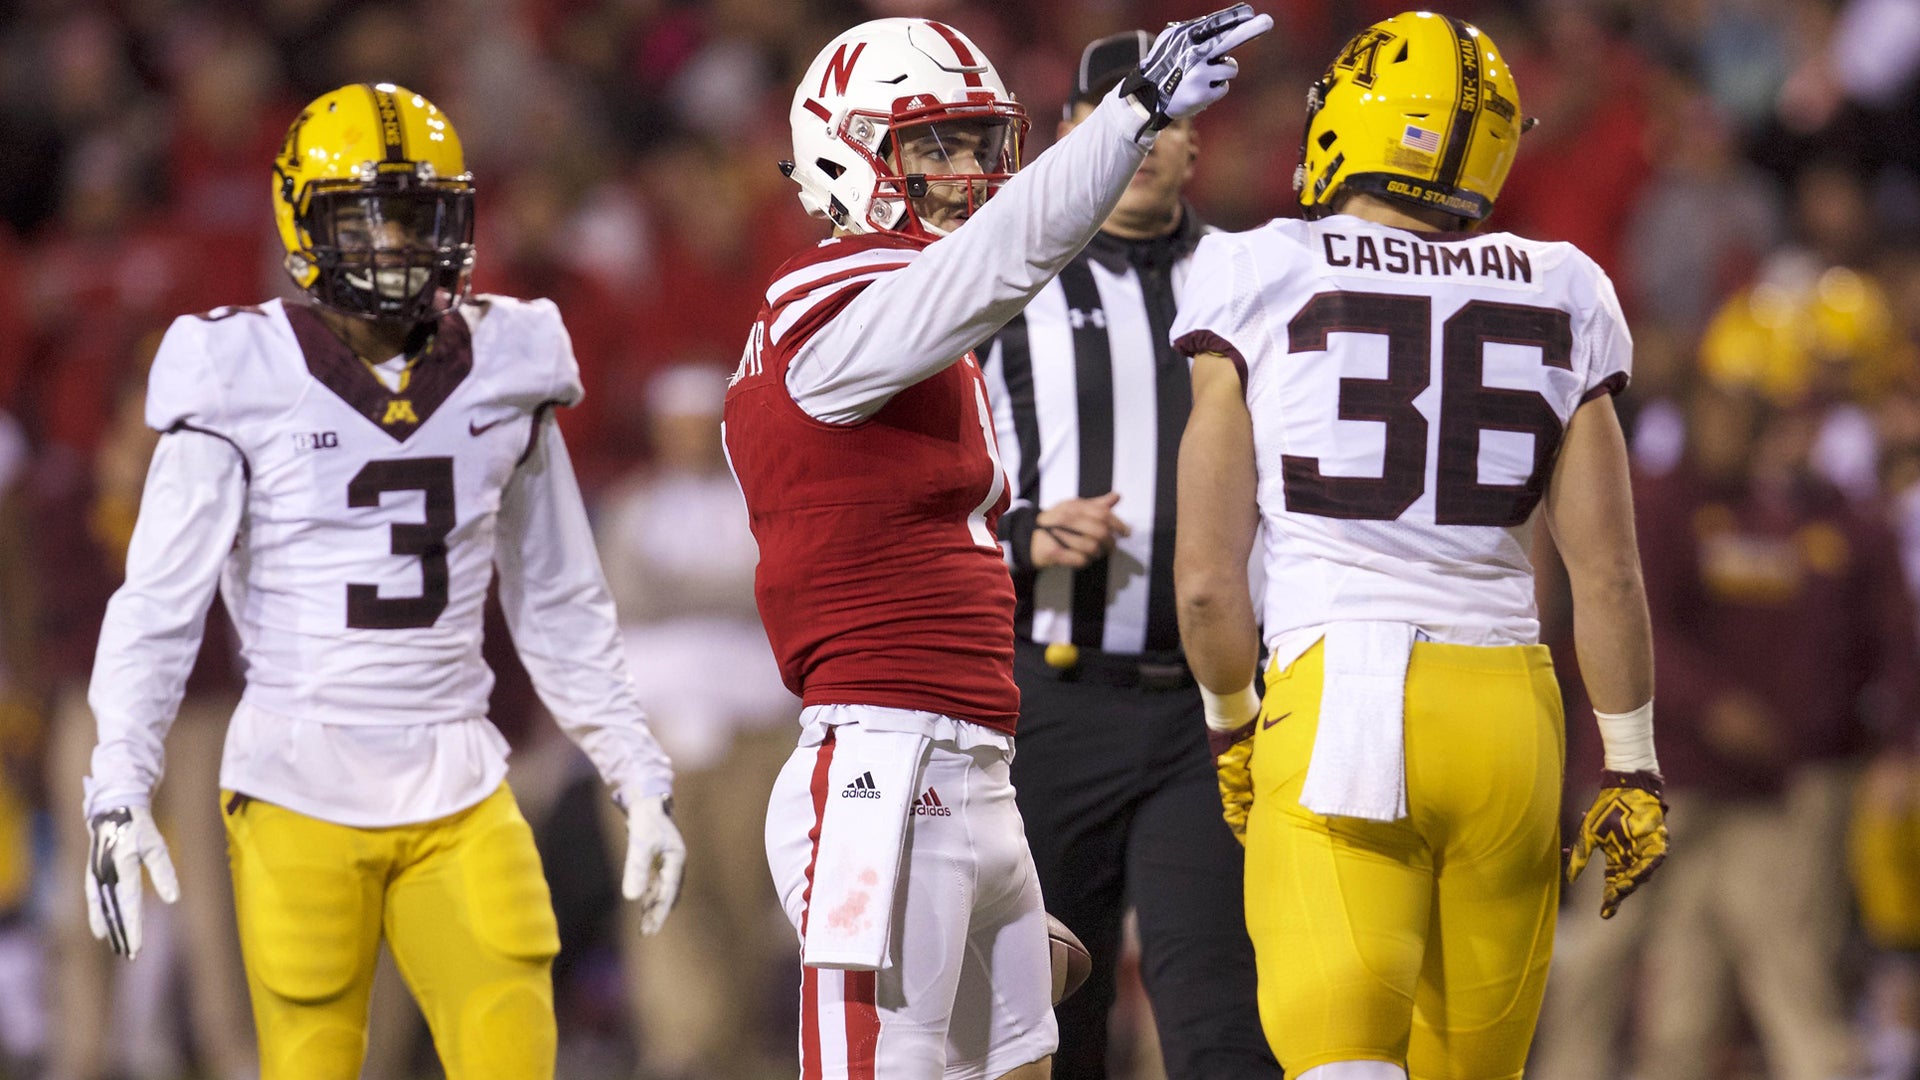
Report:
802,725,930,971
1299,621,1416,822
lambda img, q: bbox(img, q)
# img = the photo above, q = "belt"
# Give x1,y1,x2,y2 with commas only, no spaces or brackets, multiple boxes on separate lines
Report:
1018,641,1194,692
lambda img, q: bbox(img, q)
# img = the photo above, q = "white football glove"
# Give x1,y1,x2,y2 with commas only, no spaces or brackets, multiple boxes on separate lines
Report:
1119,3,1276,137
622,794,687,936
86,806,179,960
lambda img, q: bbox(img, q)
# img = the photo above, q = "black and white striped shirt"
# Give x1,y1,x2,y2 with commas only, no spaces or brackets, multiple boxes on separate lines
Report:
982,208,1205,656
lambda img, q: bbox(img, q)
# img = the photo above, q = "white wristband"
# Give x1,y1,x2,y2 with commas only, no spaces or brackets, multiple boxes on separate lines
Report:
1200,682,1260,733
1594,700,1659,773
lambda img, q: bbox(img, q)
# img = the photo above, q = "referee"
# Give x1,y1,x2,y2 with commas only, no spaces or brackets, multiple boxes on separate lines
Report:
981,31,1279,1080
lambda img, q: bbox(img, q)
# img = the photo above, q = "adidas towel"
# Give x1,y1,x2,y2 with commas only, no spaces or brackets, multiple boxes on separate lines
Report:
802,723,931,971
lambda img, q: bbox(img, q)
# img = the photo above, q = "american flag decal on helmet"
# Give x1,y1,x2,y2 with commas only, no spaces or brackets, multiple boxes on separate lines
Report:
1401,125,1442,154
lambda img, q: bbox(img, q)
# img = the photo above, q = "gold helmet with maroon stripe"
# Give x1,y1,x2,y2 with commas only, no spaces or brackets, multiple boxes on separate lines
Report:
785,18,1029,239
1295,12,1529,224
272,83,475,321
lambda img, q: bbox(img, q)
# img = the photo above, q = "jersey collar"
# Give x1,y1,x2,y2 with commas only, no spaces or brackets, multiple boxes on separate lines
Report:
285,302,474,442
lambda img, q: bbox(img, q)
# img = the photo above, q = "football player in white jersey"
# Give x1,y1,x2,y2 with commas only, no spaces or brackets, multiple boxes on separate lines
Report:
1172,14,1669,1080
79,84,686,1080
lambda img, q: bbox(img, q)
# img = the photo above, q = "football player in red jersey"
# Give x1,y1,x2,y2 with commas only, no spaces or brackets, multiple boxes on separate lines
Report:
725,9,1269,1079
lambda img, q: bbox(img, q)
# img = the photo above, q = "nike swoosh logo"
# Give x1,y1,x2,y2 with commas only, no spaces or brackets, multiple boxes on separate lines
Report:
1262,711,1292,730
469,416,513,436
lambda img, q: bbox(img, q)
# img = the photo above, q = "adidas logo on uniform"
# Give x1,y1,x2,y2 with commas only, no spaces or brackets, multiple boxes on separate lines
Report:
841,772,882,799
913,789,951,817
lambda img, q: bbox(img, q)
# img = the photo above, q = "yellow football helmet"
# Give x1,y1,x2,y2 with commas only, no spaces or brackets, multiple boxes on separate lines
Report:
1700,266,1905,404
272,83,475,321
1296,12,1528,223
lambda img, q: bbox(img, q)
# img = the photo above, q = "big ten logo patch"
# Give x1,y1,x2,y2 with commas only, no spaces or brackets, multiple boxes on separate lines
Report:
293,431,340,451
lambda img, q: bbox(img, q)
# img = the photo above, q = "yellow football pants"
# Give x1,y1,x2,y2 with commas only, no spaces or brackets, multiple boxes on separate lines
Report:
222,783,561,1080
1849,759,1920,949
1245,640,1564,1080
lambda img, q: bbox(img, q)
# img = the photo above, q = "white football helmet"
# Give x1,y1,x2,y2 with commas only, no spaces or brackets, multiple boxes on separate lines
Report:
786,18,1029,239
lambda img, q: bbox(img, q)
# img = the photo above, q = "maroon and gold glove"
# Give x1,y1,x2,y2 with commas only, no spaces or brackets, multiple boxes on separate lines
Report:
1565,770,1669,919
1209,720,1257,845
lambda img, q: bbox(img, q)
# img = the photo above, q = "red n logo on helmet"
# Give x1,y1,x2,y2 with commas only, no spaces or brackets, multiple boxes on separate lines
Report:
820,42,867,97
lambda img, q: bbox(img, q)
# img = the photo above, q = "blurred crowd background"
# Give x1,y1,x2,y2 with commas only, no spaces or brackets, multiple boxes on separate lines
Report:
0,0,1918,1077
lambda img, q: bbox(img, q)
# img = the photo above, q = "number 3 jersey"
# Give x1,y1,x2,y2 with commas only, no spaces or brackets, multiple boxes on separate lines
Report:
1171,214,1632,661
86,296,672,826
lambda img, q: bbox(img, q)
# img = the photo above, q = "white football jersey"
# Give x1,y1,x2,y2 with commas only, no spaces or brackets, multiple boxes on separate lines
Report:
144,295,581,727
1171,213,1632,658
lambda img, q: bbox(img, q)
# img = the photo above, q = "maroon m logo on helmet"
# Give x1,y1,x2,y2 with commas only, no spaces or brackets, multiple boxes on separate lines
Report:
1336,27,1396,89
820,41,867,97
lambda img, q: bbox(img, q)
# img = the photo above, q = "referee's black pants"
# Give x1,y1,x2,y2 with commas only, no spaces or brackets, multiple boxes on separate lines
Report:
1010,643,1281,1080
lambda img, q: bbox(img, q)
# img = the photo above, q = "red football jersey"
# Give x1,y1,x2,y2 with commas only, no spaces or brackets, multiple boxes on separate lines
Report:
724,234,1018,732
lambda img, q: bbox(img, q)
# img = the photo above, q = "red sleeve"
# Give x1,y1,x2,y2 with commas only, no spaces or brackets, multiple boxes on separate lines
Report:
760,234,922,372
771,280,879,364
765,235,919,315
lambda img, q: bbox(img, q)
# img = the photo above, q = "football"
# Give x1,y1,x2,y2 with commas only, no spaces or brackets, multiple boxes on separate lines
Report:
1046,913,1093,1005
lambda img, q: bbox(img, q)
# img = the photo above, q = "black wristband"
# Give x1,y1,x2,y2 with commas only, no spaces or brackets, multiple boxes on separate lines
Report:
1116,70,1174,135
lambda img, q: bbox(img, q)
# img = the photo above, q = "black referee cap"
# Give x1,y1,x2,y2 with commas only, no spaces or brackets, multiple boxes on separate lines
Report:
1067,29,1155,117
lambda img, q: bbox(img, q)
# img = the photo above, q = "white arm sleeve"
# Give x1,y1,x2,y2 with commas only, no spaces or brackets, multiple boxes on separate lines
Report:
789,91,1153,422
495,413,674,806
85,429,247,815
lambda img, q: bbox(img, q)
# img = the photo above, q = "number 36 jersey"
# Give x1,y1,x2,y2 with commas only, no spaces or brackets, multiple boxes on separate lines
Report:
87,296,671,825
1171,214,1632,656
